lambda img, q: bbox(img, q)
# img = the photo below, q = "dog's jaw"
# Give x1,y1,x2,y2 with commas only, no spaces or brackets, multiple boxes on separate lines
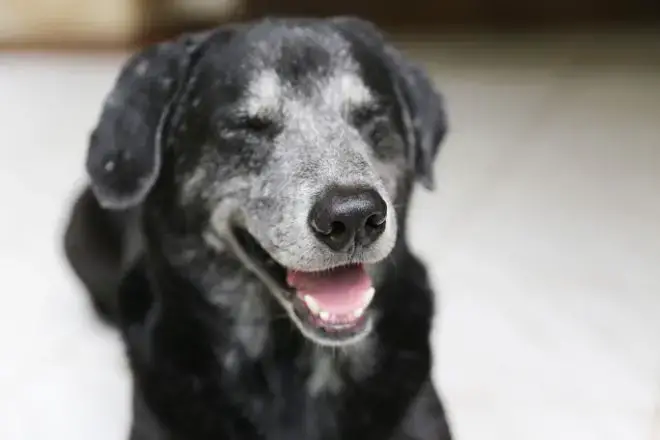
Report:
200,224,381,395
209,224,381,348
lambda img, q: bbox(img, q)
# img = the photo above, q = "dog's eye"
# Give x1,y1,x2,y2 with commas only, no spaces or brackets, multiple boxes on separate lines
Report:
228,115,278,135
350,104,388,128
244,116,274,132
350,108,376,127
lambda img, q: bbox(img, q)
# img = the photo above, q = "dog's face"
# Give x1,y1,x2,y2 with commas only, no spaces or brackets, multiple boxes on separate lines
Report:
86,18,447,347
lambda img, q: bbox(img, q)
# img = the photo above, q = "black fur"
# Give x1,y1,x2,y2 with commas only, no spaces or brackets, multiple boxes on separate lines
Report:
63,16,452,440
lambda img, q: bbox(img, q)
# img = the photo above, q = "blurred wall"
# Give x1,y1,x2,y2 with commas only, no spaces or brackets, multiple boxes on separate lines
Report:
245,0,660,31
0,0,242,48
0,0,144,45
0,0,658,49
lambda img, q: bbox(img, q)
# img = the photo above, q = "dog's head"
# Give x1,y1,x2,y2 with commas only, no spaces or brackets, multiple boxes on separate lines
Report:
86,17,447,347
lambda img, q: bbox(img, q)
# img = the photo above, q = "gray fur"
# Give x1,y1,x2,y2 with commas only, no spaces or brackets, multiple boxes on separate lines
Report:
306,334,377,396
221,68,398,272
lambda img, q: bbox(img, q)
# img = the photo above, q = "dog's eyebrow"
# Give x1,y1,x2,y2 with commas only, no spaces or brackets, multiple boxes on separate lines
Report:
348,99,390,123
241,70,282,116
323,72,374,109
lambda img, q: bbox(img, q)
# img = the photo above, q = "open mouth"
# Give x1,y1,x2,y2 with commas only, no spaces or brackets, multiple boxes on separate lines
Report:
225,226,375,346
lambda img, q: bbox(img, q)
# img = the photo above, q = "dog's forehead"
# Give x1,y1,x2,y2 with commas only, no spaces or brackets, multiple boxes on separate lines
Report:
243,26,373,111
243,22,351,68
201,23,375,114
241,67,373,115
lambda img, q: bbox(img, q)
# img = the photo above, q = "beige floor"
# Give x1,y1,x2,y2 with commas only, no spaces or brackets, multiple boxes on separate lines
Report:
0,30,659,440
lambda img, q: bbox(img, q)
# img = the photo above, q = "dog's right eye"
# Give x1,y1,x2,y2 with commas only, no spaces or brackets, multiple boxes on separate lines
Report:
349,103,390,129
226,115,279,135
241,116,274,132
350,106,380,128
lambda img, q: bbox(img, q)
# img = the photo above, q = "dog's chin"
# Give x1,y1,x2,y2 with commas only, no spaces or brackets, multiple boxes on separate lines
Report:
222,225,378,347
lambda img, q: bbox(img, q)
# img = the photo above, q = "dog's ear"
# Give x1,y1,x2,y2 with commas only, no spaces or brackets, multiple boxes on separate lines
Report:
385,47,448,191
86,31,216,209
331,17,448,190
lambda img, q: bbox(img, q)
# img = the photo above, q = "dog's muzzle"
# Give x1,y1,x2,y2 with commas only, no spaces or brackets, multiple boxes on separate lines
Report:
283,185,387,338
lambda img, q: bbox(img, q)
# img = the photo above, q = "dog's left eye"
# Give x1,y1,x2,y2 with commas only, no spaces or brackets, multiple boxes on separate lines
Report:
350,105,393,142
350,105,387,128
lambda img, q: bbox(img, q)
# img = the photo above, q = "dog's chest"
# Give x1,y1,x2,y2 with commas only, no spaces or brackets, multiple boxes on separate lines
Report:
233,343,375,440
243,358,341,440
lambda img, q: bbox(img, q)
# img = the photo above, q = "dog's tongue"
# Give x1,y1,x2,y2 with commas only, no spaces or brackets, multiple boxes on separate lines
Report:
286,265,373,315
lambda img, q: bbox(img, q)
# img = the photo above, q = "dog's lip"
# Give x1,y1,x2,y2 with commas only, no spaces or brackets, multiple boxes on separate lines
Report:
226,221,378,276
226,224,294,294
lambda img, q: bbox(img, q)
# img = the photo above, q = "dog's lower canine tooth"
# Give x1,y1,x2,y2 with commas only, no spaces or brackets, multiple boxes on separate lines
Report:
365,287,376,304
319,311,330,321
303,295,320,313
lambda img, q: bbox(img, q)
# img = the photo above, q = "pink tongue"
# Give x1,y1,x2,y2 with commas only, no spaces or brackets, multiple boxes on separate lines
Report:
286,265,373,315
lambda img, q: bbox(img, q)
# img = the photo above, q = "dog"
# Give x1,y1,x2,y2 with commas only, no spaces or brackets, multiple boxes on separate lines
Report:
63,16,452,440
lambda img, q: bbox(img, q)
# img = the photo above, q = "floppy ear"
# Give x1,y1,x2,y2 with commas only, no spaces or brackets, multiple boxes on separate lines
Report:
86,31,214,209
330,17,448,190
384,46,448,191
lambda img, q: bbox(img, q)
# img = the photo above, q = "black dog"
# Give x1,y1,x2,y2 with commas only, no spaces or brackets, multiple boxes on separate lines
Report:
64,16,452,440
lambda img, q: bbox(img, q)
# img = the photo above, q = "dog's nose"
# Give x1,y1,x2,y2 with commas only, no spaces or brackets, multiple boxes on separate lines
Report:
309,186,387,251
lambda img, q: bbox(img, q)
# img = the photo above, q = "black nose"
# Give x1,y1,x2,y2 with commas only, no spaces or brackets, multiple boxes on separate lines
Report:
309,186,388,251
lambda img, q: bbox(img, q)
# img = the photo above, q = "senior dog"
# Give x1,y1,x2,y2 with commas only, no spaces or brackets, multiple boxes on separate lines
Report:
63,16,452,440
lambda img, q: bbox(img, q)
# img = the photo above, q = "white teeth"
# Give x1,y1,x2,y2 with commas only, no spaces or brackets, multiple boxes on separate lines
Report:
303,295,320,313
304,288,376,324
365,287,376,304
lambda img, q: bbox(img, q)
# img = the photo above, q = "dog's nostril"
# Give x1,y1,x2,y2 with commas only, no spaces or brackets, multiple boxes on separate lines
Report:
364,212,386,240
329,221,347,237
323,221,349,246
308,186,387,251
312,219,348,240
366,212,386,228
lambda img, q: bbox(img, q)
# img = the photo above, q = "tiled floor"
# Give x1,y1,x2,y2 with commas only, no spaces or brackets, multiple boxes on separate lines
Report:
1,30,659,440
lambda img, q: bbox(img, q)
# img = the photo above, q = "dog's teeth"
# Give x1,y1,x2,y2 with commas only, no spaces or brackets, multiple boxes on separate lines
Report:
365,287,376,303
353,307,365,318
303,295,320,313
319,311,330,321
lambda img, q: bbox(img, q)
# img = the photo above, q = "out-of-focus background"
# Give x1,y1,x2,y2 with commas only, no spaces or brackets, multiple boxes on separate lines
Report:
1,1,660,439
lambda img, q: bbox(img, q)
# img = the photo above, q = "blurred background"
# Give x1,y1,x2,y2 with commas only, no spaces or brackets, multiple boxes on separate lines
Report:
1,1,660,439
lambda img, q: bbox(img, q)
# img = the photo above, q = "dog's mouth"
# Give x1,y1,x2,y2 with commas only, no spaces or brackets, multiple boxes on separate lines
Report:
225,226,374,346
